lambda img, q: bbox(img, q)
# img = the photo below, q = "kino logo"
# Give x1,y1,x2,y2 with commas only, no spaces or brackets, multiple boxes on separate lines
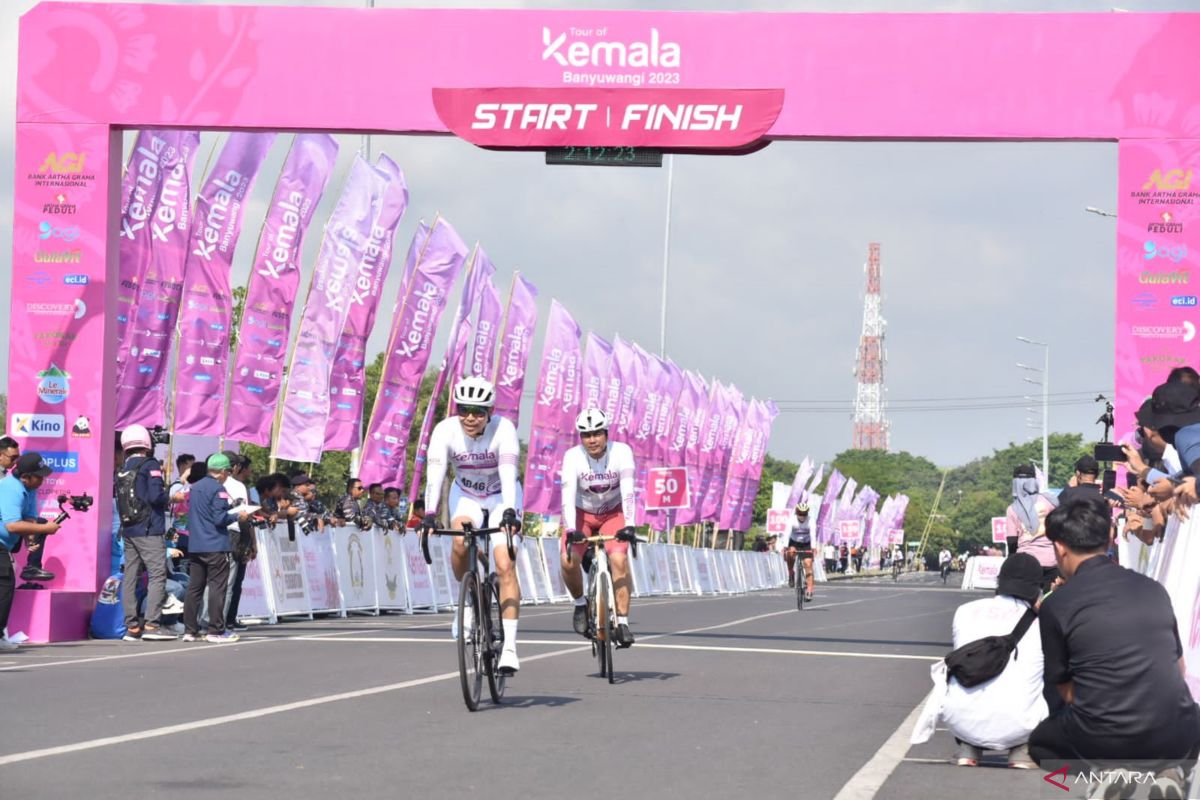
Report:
10,413,65,438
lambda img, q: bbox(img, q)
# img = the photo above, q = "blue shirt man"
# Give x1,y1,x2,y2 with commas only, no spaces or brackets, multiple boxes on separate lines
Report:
0,453,59,649
187,471,238,553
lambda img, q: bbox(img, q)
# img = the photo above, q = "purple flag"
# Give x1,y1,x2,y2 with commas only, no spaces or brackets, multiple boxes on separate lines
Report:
491,273,538,427
523,301,583,516
697,380,727,521
674,372,708,526
581,333,613,412
115,131,202,428
736,400,778,530
408,246,499,500
116,130,185,377
357,218,469,487
786,458,815,510
610,337,642,440
705,385,743,524
225,134,339,445
719,396,756,530
628,347,660,522
275,156,409,462
816,469,845,544
171,132,278,435
323,156,410,452
469,276,502,379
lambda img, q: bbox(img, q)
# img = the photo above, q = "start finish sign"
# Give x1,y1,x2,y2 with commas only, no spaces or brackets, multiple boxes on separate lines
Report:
646,467,689,510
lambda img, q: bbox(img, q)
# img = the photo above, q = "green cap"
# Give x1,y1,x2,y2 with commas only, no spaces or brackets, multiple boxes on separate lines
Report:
207,453,232,471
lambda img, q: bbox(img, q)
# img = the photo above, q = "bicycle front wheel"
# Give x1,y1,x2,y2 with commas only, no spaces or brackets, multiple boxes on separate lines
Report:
796,564,805,611
457,571,484,712
597,571,615,683
485,574,507,704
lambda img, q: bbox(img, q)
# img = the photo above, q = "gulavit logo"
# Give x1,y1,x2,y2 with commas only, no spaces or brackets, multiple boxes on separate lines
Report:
9,413,65,438
542,26,681,68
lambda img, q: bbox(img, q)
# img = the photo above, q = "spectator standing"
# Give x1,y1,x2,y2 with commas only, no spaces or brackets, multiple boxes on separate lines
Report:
1006,464,1059,590
942,552,1046,769
335,478,368,528
1055,456,1101,508
0,453,60,650
222,452,256,631
1029,496,1200,789
116,425,175,641
406,498,426,530
182,454,247,643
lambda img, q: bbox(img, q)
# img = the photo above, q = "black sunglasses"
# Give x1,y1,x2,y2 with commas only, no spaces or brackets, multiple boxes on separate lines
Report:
459,405,488,417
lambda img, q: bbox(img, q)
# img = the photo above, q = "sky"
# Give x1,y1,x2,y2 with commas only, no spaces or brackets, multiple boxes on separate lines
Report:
3,0,1196,470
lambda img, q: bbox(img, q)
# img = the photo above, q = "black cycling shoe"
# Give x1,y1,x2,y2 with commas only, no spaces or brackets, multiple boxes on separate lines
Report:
615,623,634,649
572,604,589,638
21,567,55,582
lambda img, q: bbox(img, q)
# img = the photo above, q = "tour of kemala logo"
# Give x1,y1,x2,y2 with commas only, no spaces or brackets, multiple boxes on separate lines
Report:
35,364,71,404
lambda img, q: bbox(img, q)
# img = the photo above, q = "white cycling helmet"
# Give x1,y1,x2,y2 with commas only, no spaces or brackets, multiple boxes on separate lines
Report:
575,408,609,434
453,376,496,408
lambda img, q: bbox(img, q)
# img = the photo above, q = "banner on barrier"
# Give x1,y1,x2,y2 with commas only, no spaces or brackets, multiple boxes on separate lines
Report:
300,531,342,614
240,532,274,622
403,533,437,609
375,532,409,611
263,527,313,617
334,528,378,611
522,538,554,603
693,550,714,594
541,536,570,601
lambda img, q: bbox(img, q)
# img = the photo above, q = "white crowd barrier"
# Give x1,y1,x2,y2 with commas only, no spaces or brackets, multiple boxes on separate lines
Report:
959,555,1005,590
233,525,788,623
1117,514,1200,700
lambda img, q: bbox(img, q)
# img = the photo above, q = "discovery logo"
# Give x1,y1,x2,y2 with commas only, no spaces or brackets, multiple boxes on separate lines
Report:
9,413,66,438
40,451,79,473
1131,322,1197,342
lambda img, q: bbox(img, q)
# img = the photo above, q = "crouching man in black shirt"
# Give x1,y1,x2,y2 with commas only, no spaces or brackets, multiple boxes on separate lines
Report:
1029,495,1200,776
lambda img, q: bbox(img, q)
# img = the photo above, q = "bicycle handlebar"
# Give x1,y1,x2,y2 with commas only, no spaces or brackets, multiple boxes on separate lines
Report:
564,533,645,564
419,525,514,565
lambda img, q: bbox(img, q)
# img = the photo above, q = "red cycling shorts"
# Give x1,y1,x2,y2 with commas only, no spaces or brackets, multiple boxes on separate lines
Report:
562,508,630,561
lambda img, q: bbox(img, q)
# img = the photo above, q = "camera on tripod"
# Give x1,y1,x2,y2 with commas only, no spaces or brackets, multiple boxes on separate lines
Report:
149,425,171,446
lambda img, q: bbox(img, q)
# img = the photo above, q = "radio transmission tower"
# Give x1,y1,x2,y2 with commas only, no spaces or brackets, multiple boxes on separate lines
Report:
852,243,890,450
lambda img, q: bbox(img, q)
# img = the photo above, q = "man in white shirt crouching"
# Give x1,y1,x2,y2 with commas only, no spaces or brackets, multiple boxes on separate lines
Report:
941,552,1047,769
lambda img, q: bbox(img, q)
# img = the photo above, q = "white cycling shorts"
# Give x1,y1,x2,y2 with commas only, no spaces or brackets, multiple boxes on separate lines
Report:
448,482,524,554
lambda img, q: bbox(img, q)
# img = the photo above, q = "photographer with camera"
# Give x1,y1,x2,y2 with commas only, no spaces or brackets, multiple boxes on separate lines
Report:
1055,456,1101,508
116,425,175,641
0,453,60,649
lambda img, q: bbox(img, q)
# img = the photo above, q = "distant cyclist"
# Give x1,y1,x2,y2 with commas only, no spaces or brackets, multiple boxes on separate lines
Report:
420,377,523,675
785,503,815,601
939,547,953,584
559,408,637,648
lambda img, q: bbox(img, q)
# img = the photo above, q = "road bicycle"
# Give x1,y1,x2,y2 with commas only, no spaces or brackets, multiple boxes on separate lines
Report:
421,522,517,711
565,532,640,684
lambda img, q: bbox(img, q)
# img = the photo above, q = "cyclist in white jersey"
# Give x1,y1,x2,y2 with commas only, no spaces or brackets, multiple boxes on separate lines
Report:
421,377,523,674
560,408,637,648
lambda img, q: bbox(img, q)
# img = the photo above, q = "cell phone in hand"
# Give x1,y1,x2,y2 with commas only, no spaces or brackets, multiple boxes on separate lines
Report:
1094,443,1127,462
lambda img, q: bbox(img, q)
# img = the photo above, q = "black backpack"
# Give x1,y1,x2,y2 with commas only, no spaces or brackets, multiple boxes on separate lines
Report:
944,606,1037,688
115,457,153,528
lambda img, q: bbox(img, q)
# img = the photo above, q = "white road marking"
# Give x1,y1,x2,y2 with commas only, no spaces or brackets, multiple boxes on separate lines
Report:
290,636,940,662
0,604,827,766
0,629,380,672
832,689,934,800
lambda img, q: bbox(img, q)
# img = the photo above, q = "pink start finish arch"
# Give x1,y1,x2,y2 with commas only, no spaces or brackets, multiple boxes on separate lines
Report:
10,3,1200,640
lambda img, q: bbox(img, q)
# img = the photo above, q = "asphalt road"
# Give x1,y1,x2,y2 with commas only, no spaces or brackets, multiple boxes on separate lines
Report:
0,580,1061,800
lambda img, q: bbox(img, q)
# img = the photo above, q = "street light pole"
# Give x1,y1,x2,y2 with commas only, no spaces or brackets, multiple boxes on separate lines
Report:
1017,336,1050,478
659,154,675,359
1084,206,1117,218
